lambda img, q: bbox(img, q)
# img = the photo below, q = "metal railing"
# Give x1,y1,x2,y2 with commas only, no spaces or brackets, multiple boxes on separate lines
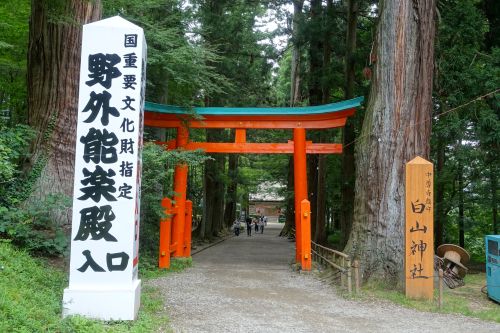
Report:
311,241,355,294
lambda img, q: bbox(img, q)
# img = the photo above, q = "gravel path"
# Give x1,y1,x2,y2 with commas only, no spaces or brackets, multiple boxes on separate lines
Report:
148,223,500,333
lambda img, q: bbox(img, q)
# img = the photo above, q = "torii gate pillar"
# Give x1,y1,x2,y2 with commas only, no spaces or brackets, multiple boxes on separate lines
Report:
293,128,310,268
171,126,189,257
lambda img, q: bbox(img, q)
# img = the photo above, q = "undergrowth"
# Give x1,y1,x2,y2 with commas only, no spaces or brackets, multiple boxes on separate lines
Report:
0,240,191,332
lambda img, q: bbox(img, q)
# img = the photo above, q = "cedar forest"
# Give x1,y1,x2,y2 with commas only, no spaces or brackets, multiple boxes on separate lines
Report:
0,0,498,284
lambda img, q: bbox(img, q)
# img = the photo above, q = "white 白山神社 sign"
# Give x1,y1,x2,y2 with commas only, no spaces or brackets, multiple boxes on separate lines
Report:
63,16,146,321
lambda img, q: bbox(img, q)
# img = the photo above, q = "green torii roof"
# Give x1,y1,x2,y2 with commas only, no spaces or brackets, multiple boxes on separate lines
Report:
145,96,363,116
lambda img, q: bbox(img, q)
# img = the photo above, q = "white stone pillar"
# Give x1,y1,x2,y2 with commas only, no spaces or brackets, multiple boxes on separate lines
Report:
63,16,147,321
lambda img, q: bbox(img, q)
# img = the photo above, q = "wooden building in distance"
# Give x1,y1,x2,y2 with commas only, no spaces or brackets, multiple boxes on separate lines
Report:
248,182,285,222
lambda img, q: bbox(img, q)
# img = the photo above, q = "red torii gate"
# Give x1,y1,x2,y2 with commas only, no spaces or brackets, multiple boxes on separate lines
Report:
144,97,363,271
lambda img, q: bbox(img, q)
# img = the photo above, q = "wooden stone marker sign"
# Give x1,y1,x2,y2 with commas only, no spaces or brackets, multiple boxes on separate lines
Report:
63,16,147,320
405,156,434,300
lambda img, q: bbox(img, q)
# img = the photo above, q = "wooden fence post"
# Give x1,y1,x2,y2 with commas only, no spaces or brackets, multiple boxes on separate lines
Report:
438,268,444,309
347,259,352,295
354,260,360,293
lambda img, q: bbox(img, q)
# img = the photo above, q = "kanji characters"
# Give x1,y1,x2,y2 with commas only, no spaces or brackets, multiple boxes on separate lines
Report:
78,165,117,202
74,205,117,242
77,250,129,272
86,53,122,89
82,91,120,126
120,138,134,154
80,128,118,164
118,183,133,199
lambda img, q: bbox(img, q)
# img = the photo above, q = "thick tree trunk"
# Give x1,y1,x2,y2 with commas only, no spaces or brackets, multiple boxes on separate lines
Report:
202,129,227,238
491,166,498,234
435,137,445,246
344,0,436,284
340,0,359,247
224,148,238,228
281,1,304,237
202,155,215,239
314,0,334,245
280,158,295,236
458,157,465,248
290,0,304,107
307,0,324,239
212,154,226,235
26,0,102,225
308,155,318,237
308,0,323,107
314,154,327,244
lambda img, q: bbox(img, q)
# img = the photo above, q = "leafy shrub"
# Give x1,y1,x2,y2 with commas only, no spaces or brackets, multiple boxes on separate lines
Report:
139,142,209,259
0,194,70,256
0,123,34,205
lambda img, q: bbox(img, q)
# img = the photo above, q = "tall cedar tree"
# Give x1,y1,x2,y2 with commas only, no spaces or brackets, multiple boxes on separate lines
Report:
345,0,436,283
340,0,359,247
281,0,304,237
26,0,102,224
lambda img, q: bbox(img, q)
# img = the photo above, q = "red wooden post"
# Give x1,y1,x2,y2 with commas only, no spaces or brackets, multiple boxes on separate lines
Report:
293,127,307,263
171,126,189,257
184,200,193,257
159,198,172,268
301,199,312,270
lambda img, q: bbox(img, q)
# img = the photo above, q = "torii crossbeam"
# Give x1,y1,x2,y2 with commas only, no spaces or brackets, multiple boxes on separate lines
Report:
144,96,363,270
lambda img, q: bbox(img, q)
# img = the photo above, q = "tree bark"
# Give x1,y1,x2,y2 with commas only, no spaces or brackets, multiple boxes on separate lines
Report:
490,165,498,234
458,154,465,248
307,0,324,238
26,0,102,225
344,0,436,284
435,136,445,246
314,0,334,245
281,0,304,237
224,143,238,228
308,154,318,237
202,129,226,238
340,0,359,247
280,158,295,236
290,0,304,107
314,153,327,244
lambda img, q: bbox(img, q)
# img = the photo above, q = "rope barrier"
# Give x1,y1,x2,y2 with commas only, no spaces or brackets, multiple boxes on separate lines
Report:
343,88,500,149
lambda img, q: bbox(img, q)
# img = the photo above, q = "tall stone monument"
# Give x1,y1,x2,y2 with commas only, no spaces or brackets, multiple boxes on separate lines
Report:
63,16,146,320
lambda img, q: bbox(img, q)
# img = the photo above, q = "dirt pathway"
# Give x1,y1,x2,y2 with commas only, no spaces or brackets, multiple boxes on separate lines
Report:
149,223,500,333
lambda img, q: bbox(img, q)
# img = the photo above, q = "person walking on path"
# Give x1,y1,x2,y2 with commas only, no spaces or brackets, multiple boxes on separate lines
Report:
246,217,252,236
260,216,266,234
254,217,259,233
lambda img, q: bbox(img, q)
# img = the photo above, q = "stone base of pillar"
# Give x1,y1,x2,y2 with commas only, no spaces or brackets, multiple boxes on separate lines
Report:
62,279,141,320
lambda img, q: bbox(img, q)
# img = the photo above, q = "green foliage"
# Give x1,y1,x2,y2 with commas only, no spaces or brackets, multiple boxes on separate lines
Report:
0,194,70,256
0,123,34,188
103,0,232,106
0,241,172,332
139,142,209,258
194,0,275,106
432,0,500,258
0,0,29,123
